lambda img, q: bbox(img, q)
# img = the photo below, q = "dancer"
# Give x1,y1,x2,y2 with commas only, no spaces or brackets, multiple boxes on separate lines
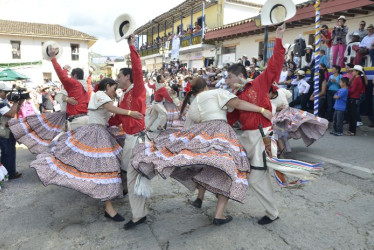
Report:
131,77,273,226
225,24,286,225
107,34,147,230
8,48,89,154
30,78,143,221
146,75,173,131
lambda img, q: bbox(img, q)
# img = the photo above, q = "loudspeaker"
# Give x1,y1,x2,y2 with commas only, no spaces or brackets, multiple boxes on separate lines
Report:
293,38,306,57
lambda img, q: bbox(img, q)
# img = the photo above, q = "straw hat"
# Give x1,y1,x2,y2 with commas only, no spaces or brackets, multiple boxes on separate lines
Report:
261,0,296,26
295,70,305,76
353,65,364,73
113,14,136,42
42,41,63,61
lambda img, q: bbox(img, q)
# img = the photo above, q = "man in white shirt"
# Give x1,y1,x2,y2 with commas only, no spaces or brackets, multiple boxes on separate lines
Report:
214,73,227,89
289,70,310,110
277,64,289,89
354,24,374,66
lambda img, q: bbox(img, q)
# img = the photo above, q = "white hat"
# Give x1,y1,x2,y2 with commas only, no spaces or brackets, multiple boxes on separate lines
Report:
353,65,364,73
113,14,136,42
245,66,251,71
352,32,360,37
217,73,223,77
42,41,63,61
338,15,346,21
242,54,248,58
295,70,305,76
0,82,12,91
305,45,313,50
261,0,296,26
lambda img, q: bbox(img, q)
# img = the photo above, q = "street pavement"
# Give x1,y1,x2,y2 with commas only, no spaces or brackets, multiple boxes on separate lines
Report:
0,121,373,250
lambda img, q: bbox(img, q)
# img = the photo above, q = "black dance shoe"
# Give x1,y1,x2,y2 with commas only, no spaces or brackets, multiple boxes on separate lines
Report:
123,216,147,230
257,216,279,225
213,215,233,226
191,198,202,208
104,212,125,222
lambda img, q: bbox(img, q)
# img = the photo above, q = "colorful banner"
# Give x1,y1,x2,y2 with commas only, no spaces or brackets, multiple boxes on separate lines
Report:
171,36,180,60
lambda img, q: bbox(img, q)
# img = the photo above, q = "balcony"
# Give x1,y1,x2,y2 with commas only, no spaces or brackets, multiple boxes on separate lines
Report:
138,31,204,57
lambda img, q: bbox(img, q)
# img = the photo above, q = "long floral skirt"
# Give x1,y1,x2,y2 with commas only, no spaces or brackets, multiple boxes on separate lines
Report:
30,124,123,201
272,107,328,150
8,112,67,154
132,120,250,203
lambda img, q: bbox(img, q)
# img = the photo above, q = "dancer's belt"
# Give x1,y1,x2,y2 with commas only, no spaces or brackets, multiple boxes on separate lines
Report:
66,113,87,122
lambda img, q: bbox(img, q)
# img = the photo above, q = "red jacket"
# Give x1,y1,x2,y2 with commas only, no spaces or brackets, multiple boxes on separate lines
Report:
227,38,285,131
154,86,173,103
348,76,363,99
108,45,146,135
51,58,89,116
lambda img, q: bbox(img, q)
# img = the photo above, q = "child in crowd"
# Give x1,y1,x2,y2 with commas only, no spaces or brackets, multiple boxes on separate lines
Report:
319,50,328,68
331,77,349,136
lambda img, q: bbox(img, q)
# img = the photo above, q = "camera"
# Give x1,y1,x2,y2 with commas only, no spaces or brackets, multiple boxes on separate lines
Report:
7,85,30,102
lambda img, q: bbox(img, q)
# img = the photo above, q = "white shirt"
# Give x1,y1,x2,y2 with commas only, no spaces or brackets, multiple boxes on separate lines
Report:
292,79,310,94
215,78,226,89
278,70,288,89
270,89,292,115
184,89,236,128
359,33,374,49
0,98,10,115
87,91,113,126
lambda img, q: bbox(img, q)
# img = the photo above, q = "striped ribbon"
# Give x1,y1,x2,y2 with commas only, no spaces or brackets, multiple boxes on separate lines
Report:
314,0,321,116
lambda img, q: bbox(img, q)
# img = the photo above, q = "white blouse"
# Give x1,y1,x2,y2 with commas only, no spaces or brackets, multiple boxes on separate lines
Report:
184,89,237,129
271,88,292,115
87,91,113,125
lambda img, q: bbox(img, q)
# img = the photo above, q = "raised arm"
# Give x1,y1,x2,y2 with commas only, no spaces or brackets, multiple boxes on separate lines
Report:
128,34,145,96
254,24,286,91
103,102,143,119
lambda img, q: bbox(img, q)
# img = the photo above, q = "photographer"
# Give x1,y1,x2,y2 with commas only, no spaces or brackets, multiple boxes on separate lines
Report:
0,83,23,180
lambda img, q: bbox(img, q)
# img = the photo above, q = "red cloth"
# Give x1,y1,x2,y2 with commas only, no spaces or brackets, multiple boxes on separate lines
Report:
108,45,146,135
154,86,173,103
87,75,93,97
322,30,332,48
348,77,364,98
227,38,285,131
51,58,89,116
184,82,191,93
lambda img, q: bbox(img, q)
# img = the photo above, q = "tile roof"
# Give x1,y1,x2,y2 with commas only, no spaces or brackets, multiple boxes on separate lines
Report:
0,19,97,41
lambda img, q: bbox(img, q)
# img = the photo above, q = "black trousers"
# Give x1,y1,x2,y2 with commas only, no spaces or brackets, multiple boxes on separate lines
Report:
290,93,308,111
347,98,358,134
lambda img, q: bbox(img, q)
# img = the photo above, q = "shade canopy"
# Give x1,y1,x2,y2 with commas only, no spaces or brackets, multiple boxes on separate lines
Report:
0,68,28,81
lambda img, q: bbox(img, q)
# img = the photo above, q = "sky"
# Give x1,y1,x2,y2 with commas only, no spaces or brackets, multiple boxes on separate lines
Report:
0,0,308,56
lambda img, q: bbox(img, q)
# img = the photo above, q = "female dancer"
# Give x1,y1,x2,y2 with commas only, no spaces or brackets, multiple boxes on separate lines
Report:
131,77,272,225
30,78,143,221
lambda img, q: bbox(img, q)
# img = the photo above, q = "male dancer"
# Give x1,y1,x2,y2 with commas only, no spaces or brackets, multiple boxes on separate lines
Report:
108,34,147,230
226,24,286,225
146,75,174,131
48,49,89,130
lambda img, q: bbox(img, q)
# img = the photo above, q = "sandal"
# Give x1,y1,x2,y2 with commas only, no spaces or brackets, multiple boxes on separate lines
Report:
344,131,355,136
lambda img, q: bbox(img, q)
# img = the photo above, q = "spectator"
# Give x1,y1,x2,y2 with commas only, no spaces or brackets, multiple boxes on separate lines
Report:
332,16,348,68
251,57,258,67
355,66,368,127
289,70,310,111
310,63,329,118
320,49,328,67
321,24,332,66
0,83,23,180
40,85,54,113
349,20,368,42
248,64,259,79
331,77,349,136
257,55,264,69
277,64,289,89
345,65,364,136
354,24,374,66
327,65,342,121
242,55,250,67
301,45,315,70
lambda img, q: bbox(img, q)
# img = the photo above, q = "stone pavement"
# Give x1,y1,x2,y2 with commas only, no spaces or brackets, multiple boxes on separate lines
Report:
1,126,373,249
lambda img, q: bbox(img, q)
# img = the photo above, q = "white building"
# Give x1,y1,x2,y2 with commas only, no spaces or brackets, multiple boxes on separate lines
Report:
0,19,97,85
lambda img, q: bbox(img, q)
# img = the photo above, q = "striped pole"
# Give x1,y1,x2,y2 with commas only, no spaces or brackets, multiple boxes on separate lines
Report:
313,0,321,116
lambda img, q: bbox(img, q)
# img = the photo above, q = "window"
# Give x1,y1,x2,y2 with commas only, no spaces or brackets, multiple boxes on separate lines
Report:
308,34,315,48
258,40,275,60
71,44,80,61
11,41,21,59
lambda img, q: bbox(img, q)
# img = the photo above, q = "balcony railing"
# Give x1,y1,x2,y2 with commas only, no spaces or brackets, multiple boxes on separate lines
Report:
138,31,203,57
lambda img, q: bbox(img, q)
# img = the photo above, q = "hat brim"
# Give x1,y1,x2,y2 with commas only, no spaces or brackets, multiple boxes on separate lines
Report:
113,14,136,42
261,0,296,26
42,41,63,61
